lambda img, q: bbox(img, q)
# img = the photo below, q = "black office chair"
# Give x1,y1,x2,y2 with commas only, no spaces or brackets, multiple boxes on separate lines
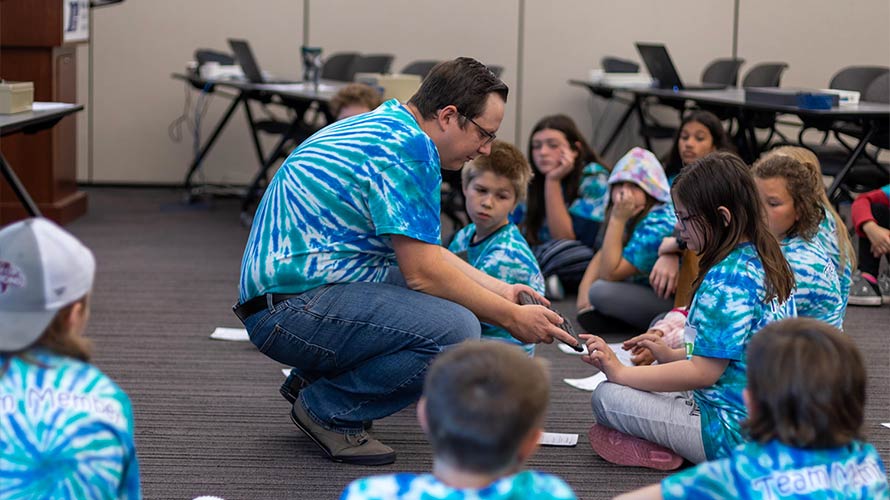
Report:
814,73,890,202
798,65,890,145
321,52,361,82
741,62,790,147
487,65,504,78
401,60,440,79
701,58,745,87
351,54,394,77
601,57,639,73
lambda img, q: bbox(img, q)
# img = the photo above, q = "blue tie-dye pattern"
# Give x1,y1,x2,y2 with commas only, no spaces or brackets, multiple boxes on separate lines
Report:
239,99,442,301
782,235,844,328
685,243,796,460
340,470,577,500
662,439,889,499
813,211,851,311
448,223,545,355
622,203,678,284
1,349,141,499
568,162,610,222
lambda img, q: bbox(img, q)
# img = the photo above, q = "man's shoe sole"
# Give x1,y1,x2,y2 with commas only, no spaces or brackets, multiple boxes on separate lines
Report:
290,408,395,466
849,296,882,307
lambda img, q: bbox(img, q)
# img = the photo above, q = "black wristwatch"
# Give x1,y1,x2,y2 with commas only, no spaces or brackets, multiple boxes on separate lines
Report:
676,237,687,251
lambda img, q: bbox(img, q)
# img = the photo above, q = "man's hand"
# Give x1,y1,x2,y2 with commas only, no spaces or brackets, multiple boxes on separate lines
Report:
580,334,626,378
504,283,550,307
508,304,578,348
649,254,680,299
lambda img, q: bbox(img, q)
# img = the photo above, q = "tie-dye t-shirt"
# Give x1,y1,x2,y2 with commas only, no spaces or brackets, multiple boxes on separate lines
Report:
662,439,889,499
782,235,843,329
340,470,577,500
814,211,851,312
568,162,610,223
0,349,140,499
239,99,442,301
684,243,796,460
448,223,544,355
622,203,677,284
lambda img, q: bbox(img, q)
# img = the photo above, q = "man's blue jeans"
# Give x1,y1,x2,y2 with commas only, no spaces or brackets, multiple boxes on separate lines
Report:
241,280,481,434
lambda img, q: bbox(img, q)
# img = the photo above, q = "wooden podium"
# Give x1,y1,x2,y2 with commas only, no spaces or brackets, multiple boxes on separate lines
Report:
0,0,88,224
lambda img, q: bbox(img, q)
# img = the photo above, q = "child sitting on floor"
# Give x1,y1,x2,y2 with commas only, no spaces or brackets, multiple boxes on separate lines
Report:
617,317,889,499
448,140,543,355
0,218,141,499
340,341,577,500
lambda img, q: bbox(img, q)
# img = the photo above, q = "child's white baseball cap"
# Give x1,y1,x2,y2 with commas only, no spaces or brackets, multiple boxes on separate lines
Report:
0,218,95,351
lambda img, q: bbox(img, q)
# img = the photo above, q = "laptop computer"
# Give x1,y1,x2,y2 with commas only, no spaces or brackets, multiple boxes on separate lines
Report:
227,39,293,84
635,43,725,91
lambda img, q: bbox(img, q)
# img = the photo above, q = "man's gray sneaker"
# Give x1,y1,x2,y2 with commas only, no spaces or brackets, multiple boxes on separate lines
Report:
291,399,395,466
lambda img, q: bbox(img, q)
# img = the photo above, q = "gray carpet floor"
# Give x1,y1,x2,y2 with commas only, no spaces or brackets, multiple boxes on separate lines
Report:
65,187,889,500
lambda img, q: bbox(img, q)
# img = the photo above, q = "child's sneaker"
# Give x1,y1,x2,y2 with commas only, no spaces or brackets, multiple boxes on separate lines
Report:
878,272,890,305
545,275,565,301
848,271,882,307
587,423,683,471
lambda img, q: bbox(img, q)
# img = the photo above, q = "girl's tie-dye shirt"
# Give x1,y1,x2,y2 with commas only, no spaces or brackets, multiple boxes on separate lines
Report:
684,243,796,460
782,235,843,328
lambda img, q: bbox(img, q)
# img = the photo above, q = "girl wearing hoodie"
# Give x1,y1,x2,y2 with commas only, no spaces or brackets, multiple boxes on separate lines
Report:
576,148,677,333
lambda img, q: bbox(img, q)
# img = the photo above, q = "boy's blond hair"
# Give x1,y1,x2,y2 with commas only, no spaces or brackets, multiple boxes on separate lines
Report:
461,140,534,204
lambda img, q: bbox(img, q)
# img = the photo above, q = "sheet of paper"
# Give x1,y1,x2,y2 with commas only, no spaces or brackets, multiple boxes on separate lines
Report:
563,372,608,392
209,327,249,341
882,423,890,429
32,102,75,111
254,83,340,93
538,432,578,447
282,368,291,377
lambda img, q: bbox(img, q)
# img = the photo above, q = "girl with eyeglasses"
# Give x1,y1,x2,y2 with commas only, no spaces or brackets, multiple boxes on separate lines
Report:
581,153,796,470
518,114,610,298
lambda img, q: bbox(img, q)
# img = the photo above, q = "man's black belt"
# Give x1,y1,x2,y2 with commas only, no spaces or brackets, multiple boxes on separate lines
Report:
233,293,300,322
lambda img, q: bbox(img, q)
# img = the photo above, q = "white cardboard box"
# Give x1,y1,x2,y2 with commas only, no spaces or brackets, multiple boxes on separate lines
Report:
0,81,34,115
0,81,34,114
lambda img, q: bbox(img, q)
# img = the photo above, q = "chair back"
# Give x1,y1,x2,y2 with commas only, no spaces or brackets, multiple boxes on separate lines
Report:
742,63,788,88
352,54,395,76
864,73,890,149
601,56,639,73
829,66,889,93
701,58,745,87
400,60,440,79
321,52,360,82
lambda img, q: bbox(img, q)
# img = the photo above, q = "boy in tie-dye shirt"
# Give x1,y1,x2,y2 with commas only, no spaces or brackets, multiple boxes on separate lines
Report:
0,218,140,499
619,319,888,499
448,141,543,355
341,342,576,500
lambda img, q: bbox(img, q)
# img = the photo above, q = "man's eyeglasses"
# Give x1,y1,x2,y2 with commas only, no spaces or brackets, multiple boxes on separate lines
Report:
674,211,694,231
461,113,496,146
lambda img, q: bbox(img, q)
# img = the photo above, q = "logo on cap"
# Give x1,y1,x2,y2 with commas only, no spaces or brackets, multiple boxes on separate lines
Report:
0,261,26,293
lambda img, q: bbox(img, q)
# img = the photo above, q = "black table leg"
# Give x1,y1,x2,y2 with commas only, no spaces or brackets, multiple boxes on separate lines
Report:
600,100,637,156
240,118,303,217
0,151,41,217
632,95,653,151
182,92,245,192
827,124,876,201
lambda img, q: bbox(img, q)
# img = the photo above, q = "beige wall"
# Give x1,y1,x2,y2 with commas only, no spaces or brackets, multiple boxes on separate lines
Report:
80,0,889,184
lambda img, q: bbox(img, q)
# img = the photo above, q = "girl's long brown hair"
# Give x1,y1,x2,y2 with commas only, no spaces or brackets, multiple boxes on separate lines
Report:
673,153,794,302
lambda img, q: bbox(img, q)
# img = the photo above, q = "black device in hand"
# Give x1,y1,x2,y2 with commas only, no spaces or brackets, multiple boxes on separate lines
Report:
517,291,584,352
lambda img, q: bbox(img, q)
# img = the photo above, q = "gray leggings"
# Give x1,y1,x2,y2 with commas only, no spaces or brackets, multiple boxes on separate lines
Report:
588,280,674,331
592,382,707,464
